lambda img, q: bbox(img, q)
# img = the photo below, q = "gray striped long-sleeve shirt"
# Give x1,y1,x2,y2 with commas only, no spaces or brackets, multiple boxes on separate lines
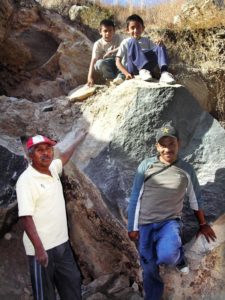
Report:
128,157,202,232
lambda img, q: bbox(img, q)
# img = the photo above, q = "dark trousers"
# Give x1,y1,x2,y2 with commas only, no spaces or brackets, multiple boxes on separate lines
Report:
28,241,81,300
127,38,169,75
95,57,118,80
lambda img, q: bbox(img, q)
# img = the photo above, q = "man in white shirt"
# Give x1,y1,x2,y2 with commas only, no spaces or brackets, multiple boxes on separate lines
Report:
17,130,86,300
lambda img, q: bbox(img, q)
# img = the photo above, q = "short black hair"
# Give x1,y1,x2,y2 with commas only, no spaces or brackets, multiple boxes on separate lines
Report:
100,19,115,29
126,14,144,29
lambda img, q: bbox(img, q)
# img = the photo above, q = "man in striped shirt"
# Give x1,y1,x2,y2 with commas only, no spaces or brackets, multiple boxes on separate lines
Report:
128,122,216,300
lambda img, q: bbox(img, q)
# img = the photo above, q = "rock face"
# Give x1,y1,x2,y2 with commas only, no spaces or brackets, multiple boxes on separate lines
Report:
0,0,92,101
0,144,27,237
38,0,93,17
62,164,141,299
1,79,225,298
0,91,141,299
1,0,225,299
1,0,225,121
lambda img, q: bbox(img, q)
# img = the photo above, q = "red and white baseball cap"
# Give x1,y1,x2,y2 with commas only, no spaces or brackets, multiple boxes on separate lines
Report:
26,135,56,150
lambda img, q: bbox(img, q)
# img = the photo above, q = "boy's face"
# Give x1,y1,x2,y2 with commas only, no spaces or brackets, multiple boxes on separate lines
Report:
100,25,115,42
127,21,144,39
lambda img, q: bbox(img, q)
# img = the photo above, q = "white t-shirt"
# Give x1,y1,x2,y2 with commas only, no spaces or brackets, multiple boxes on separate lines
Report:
16,159,68,255
116,36,156,67
92,34,124,60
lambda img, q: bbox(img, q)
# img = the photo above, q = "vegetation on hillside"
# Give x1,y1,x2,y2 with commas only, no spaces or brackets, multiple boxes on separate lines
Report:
85,0,225,30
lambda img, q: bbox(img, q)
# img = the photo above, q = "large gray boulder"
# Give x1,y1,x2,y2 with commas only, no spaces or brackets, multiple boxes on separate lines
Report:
68,80,225,241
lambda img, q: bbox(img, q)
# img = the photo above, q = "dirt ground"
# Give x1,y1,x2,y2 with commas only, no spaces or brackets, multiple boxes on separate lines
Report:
0,221,32,300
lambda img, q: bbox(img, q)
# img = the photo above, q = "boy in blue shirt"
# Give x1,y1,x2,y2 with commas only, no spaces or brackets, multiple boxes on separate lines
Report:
116,14,175,84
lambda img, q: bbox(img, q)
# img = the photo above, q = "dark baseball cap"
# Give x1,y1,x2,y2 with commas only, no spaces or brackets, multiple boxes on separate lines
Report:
156,123,179,143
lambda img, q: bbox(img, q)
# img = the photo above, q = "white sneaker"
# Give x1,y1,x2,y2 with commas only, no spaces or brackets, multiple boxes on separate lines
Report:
113,76,124,85
176,258,189,275
159,71,176,84
139,69,153,81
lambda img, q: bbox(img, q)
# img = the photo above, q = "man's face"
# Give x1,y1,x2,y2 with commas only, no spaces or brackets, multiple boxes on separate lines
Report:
127,21,144,39
100,25,115,42
29,143,54,170
156,136,180,164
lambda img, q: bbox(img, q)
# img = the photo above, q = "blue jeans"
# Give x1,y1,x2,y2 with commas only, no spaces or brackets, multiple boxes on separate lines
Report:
139,220,182,300
95,57,118,80
127,38,169,75
28,241,81,300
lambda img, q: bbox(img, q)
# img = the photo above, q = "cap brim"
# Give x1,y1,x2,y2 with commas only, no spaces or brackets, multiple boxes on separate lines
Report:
157,134,177,143
27,140,56,150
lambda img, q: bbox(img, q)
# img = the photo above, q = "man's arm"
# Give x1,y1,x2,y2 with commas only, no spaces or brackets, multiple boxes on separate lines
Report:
128,159,153,241
115,57,133,80
185,162,217,243
87,57,98,86
58,129,87,166
20,216,48,267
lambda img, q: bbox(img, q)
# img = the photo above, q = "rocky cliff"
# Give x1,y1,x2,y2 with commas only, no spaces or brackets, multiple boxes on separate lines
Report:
1,0,225,119
0,0,93,101
1,0,225,299
1,78,225,299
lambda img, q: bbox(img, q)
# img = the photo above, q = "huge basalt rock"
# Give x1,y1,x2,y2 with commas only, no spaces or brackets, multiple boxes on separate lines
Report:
68,80,225,239
1,79,225,298
0,144,26,237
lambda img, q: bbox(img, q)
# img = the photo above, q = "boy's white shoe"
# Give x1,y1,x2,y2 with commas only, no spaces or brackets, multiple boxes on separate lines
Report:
176,258,189,275
139,69,153,81
159,71,176,84
113,76,124,85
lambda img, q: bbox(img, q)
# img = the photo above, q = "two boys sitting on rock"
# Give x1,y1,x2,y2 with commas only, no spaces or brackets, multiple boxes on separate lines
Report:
87,14,175,86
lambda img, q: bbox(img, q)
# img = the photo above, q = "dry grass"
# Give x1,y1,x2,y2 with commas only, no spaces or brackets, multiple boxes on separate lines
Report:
99,0,185,29
98,0,225,29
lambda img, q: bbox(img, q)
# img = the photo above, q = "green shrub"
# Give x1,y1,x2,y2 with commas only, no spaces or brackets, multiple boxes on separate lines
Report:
80,4,112,29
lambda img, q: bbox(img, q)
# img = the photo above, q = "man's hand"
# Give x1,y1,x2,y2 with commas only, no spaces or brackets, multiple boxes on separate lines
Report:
125,72,134,80
35,245,48,267
20,216,49,267
128,231,139,241
59,128,87,166
74,128,88,143
196,224,217,243
87,77,94,87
